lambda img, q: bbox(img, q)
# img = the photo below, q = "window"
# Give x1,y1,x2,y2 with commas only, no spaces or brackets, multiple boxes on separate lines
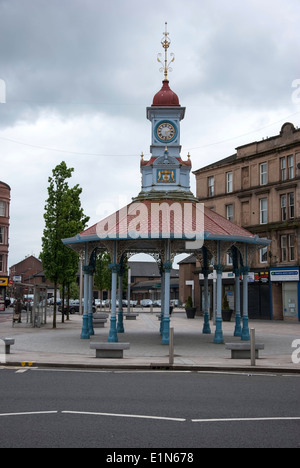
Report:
260,247,268,264
208,176,214,197
281,195,287,221
260,198,268,224
281,193,295,221
0,255,3,272
281,234,295,262
288,155,294,179
0,202,5,217
226,253,233,266
280,155,294,181
226,204,234,222
280,158,286,181
260,163,267,185
0,227,4,244
289,193,295,219
226,172,233,193
289,234,295,261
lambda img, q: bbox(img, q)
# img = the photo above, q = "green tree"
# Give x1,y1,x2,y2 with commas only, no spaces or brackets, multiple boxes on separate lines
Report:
94,252,128,302
40,161,89,328
58,183,89,322
94,252,111,298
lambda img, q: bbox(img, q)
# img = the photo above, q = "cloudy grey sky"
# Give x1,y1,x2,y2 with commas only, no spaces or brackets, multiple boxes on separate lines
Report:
0,0,300,267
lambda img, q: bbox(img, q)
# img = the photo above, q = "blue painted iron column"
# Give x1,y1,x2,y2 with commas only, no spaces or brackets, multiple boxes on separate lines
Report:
117,269,124,333
202,268,211,334
214,242,224,344
241,266,250,341
108,263,119,343
81,265,90,339
162,261,172,345
234,268,242,337
214,265,224,343
88,273,94,336
160,271,165,336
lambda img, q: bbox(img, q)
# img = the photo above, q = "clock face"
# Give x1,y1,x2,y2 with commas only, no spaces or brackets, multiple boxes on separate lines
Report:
156,121,176,142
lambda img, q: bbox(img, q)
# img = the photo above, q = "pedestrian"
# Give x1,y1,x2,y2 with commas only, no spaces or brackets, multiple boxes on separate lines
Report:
14,298,22,323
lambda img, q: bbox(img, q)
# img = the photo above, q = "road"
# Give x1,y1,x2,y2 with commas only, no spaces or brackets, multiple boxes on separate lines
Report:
0,368,299,449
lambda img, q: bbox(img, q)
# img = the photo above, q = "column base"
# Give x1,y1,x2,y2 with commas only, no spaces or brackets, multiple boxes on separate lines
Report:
81,314,90,339
108,316,118,343
162,317,170,345
202,313,211,334
214,317,224,344
88,312,94,336
117,311,124,333
241,316,250,341
234,314,242,337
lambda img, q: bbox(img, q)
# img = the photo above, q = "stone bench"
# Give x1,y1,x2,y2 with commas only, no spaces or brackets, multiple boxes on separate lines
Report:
1,338,15,354
94,313,109,320
124,313,139,320
226,342,265,359
90,342,130,359
93,318,107,328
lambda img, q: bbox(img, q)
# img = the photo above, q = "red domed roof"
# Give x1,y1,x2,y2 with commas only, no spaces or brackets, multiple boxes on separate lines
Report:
152,80,180,107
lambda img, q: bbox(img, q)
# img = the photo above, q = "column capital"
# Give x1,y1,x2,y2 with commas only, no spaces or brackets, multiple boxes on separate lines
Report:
83,265,95,275
202,267,210,277
109,263,120,274
241,266,250,275
163,261,173,273
214,263,225,273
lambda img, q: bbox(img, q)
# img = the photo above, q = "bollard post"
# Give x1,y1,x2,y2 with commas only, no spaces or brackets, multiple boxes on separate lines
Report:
169,327,174,366
250,328,256,366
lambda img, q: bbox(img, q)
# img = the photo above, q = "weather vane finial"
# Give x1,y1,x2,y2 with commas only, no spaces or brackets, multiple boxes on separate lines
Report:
157,22,175,81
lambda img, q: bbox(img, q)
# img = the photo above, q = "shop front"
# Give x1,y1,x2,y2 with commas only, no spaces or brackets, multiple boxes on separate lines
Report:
199,269,271,321
0,277,8,311
270,267,300,321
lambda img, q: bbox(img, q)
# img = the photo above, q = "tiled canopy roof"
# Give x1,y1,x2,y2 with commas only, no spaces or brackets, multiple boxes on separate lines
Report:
63,200,268,247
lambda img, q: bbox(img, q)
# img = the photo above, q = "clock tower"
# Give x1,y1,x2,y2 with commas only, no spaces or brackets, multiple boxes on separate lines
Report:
135,23,196,202
147,80,185,159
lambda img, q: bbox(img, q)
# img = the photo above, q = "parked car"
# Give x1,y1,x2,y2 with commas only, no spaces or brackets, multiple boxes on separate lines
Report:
59,300,96,314
140,299,153,307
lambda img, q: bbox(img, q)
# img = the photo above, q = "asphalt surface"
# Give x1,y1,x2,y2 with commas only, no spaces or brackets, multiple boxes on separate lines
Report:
0,368,299,448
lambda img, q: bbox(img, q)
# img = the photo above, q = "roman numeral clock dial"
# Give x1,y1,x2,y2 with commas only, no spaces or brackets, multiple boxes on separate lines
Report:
156,121,176,142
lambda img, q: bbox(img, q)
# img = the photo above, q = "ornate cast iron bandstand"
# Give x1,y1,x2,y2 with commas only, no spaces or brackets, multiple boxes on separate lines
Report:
63,24,270,345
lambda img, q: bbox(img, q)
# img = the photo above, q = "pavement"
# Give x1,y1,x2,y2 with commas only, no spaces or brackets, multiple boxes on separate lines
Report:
1,308,300,373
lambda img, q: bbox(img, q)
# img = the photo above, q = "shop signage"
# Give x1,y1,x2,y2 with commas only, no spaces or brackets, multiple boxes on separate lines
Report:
270,269,300,282
0,277,8,287
13,275,22,283
255,271,269,283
